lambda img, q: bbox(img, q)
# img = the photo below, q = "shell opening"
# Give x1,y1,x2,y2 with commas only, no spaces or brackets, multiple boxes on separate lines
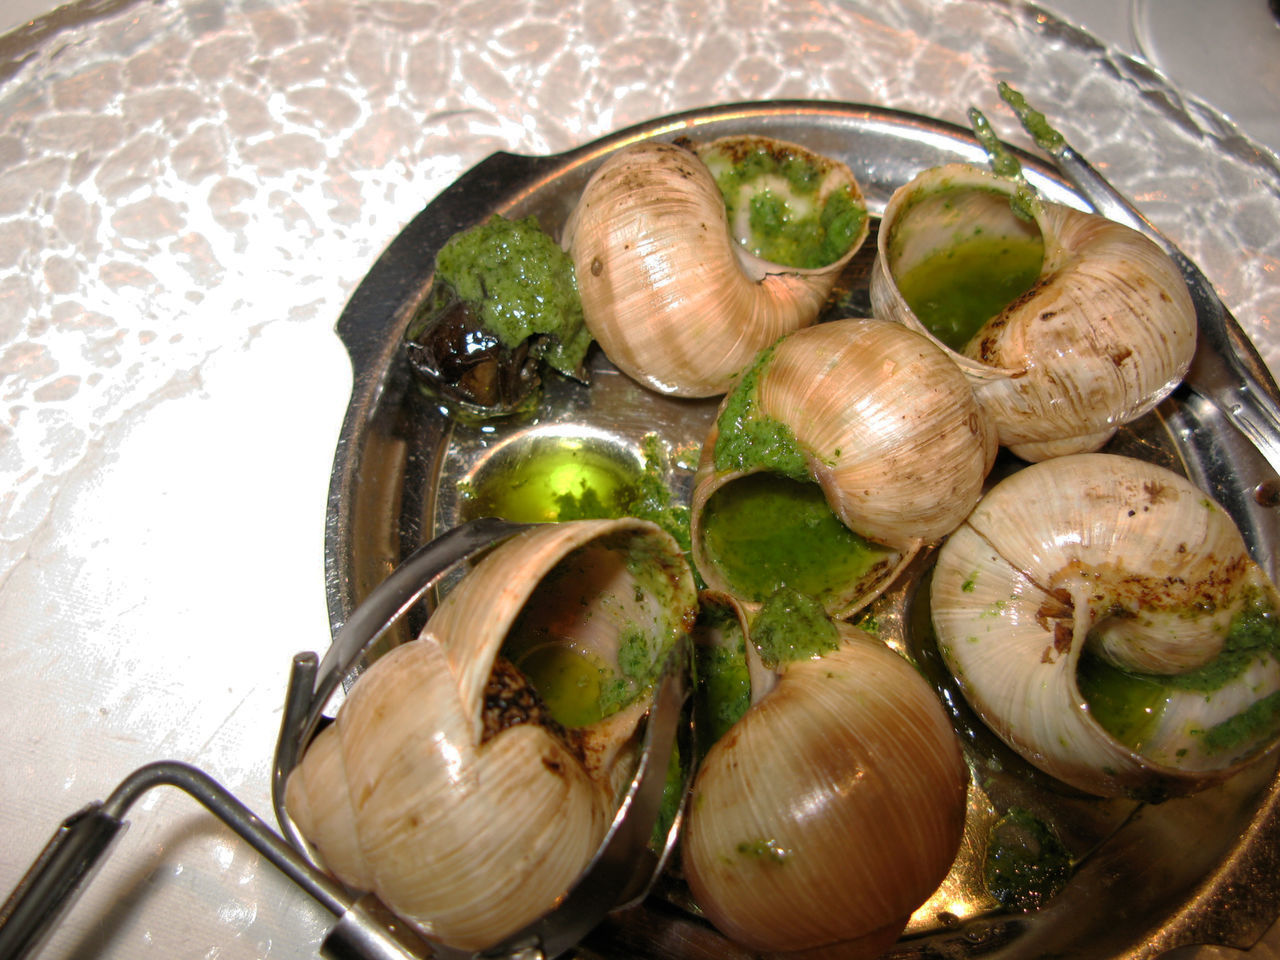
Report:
695,471,900,610
696,136,867,270
885,184,1044,353
501,531,690,730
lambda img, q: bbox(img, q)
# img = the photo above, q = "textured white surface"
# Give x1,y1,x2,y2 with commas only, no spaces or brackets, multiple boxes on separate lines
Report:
0,0,1279,958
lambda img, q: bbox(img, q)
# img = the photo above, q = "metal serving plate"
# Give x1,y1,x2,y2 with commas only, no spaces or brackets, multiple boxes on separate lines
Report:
319,101,1280,959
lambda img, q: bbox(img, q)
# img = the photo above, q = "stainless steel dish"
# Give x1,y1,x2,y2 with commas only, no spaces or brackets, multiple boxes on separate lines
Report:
320,101,1280,959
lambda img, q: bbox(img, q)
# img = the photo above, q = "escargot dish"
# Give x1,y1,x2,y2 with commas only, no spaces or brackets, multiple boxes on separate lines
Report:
284,519,697,950
689,316,997,618
684,591,969,958
931,453,1280,799
870,163,1196,461
564,135,869,397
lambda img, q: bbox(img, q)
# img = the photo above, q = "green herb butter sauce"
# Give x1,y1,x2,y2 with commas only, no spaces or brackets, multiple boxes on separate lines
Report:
700,142,865,270
501,533,688,730
626,434,694,555
694,606,753,748
712,345,807,480
598,628,661,717
750,588,840,667
460,438,642,524
704,345,892,605
1078,592,1280,756
894,232,1044,352
514,643,610,728
998,82,1067,155
699,473,892,606
967,105,1041,223
435,214,590,376
983,807,1072,911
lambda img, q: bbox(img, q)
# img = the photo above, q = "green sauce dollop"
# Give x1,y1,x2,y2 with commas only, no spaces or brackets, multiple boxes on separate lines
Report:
701,142,866,269
984,808,1072,911
698,472,893,606
998,82,1067,155
435,214,590,377
750,588,840,668
967,106,1040,223
712,346,808,480
626,434,694,557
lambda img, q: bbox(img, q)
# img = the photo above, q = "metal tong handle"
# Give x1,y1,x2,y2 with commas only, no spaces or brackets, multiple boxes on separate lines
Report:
1041,141,1280,481
0,519,536,960
0,761,429,960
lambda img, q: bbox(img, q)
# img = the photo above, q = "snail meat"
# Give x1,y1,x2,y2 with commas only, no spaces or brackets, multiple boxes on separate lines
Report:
406,214,590,419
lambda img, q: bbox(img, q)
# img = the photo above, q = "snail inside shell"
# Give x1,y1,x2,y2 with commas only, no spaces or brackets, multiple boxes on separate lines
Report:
869,163,1196,461
683,591,969,958
405,214,591,420
564,134,870,398
284,519,698,951
931,453,1280,800
689,316,997,619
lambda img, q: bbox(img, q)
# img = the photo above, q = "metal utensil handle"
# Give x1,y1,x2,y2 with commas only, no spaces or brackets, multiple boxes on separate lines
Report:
1050,143,1280,478
0,804,126,960
0,761,431,960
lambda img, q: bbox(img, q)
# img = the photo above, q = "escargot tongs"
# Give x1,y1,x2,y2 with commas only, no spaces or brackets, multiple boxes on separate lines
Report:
0,517,693,960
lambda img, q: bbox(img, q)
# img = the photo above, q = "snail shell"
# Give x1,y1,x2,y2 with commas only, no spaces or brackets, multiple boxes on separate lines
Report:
931,453,1280,799
870,163,1196,461
284,519,698,950
564,135,869,397
689,317,997,618
683,597,968,957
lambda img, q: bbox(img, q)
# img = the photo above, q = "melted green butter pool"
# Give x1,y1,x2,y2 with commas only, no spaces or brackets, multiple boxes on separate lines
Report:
699,473,892,604
1078,596,1280,756
894,233,1044,351
515,643,607,729
1076,651,1170,752
462,440,642,523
